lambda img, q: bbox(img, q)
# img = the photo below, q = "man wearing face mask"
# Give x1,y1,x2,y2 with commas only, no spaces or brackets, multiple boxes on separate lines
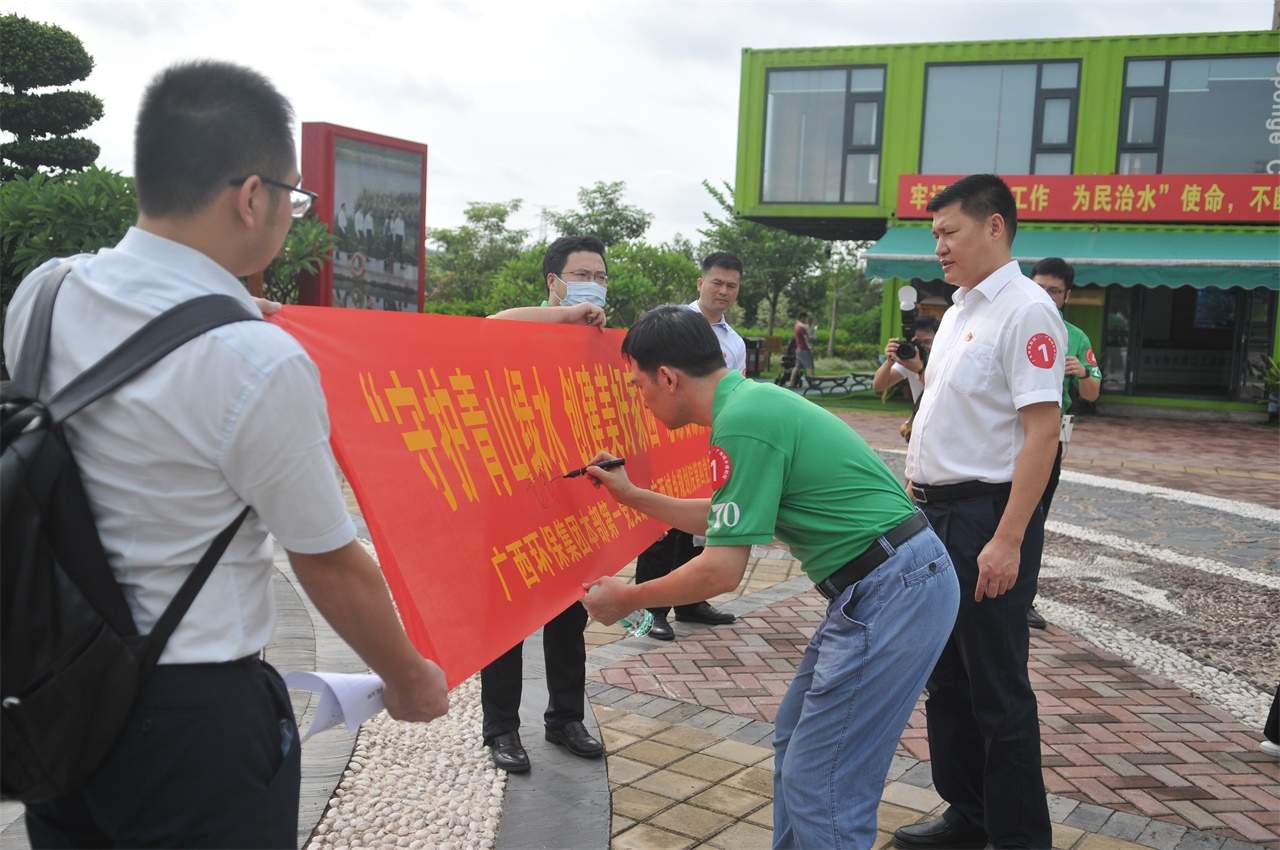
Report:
489,235,608,327
479,235,609,774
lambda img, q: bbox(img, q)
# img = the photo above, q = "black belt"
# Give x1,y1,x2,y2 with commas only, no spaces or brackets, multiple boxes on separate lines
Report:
910,480,1011,505
815,511,930,601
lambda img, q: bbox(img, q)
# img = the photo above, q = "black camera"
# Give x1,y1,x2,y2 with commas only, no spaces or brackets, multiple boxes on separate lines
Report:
895,338,917,361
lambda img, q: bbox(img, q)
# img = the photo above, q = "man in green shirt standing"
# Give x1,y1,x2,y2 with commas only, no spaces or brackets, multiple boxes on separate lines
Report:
582,305,960,850
1026,257,1101,630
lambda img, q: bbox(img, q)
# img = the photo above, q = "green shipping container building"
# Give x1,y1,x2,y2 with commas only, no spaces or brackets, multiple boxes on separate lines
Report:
733,30,1280,417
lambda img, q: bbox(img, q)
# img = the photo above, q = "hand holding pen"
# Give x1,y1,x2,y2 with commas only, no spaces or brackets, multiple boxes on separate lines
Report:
572,452,638,503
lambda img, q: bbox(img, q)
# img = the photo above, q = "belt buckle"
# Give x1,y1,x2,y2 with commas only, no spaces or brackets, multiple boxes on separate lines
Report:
911,484,927,505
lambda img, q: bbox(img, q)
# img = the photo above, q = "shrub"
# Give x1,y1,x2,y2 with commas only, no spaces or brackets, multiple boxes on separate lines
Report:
0,167,335,321
0,167,136,319
263,217,335,305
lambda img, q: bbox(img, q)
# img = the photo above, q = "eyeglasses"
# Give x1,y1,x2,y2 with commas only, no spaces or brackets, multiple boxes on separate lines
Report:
562,269,609,284
228,175,318,218
1040,286,1067,296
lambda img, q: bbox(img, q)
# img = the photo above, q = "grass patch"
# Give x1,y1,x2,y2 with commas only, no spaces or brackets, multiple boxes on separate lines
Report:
809,391,913,414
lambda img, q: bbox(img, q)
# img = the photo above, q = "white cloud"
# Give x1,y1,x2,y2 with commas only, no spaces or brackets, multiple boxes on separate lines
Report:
9,0,1272,242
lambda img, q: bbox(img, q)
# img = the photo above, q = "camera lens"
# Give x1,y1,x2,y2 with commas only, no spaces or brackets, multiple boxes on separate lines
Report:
896,339,916,360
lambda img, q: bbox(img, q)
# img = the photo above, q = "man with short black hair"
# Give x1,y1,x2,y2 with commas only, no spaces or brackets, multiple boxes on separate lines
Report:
584,306,959,850
634,251,745,641
893,174,1064,850
873,314,939,404
479,235,608,774
1025,257,1101,630
489,234,608,327
1028,256,1100,513
4,61,448,849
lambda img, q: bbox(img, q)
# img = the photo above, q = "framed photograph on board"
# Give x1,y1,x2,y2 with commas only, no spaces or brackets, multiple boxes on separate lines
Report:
300,123,427,312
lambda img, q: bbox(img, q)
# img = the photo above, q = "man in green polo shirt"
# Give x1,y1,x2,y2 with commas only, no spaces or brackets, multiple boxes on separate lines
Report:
1026,257,1101,629
582,305,960,850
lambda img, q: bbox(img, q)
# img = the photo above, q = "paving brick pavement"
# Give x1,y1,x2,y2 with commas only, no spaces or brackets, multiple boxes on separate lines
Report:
831,410,1280,509
589,685,1274,850
589,586,1279,848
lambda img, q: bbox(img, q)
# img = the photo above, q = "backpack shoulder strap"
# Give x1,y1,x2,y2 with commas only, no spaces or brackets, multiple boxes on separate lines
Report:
135,505,252,677
11,264,75,398
46,294,258,423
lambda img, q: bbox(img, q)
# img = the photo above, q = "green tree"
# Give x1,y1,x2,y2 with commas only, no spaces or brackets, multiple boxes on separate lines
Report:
697,180,826,338
427,199,527,309
815,242,876,355
482,243,548,315
546,181,653,247
604,242,700,327
0,14,103,179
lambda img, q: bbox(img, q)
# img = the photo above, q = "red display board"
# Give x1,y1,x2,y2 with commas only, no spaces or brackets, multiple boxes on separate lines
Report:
300,123,428,312
897,173,1280,224
272,308,713,686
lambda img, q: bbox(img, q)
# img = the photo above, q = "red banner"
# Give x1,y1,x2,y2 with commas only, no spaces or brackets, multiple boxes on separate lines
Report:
272,308,711,686
896,173,1280,224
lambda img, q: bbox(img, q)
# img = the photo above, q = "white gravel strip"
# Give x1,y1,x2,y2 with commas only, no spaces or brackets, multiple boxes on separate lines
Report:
1056,468,1280,524
307,537,506,850
1035,597,1271,729
1046,520,1280,590
305,675,504,850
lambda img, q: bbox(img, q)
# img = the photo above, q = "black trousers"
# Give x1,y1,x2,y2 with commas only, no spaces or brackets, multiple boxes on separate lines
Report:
635,528,706,619
1040,442,1065,518
919,492,1052,849
480,601,587,742
26,657,300,850
1266,685,1279,744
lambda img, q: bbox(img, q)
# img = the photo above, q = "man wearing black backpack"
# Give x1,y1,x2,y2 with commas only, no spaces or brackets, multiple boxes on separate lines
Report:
2,61,448,849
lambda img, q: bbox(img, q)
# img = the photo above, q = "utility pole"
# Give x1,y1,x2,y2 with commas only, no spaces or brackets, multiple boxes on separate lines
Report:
534,205,554,243
826,242,839,358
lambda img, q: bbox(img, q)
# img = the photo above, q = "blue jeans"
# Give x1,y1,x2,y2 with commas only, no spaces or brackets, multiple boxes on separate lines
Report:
773,525,960,850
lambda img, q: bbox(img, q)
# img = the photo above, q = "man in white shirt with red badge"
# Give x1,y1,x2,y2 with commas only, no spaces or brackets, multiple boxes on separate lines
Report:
893,174,1064,850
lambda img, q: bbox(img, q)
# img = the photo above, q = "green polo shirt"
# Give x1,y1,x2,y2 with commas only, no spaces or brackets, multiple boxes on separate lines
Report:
1063,319,1102,413
704,371,917,584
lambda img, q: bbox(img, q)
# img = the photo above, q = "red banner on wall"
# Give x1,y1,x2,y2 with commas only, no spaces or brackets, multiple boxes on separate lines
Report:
896,173,1280,224
272,308,711,687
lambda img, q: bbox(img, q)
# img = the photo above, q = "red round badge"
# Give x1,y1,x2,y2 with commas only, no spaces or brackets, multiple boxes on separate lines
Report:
708,446,733,490
1026,333,1057,369
1085,347,1097,367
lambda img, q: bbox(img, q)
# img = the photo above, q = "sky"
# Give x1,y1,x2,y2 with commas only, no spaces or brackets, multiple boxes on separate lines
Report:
8,0,1274,244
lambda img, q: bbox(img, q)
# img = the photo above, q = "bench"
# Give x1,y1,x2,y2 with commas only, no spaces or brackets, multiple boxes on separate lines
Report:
802,373,875,396
772,372,875,395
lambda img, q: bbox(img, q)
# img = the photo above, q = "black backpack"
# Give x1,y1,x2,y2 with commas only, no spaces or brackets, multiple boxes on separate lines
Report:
1,264,258,803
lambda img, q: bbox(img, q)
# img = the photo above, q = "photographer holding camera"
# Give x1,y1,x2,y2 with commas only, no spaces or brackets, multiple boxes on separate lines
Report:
873,314,939,404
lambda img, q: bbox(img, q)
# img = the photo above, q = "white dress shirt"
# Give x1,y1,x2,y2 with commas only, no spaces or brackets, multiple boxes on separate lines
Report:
891,362,924,402
687,300,747,374
4,228,356,664
905,260,1066,486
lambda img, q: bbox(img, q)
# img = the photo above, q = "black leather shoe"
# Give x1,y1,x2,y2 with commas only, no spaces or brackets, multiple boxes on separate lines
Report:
487,731,530,773
649,616,675,641
675,602,736,626
893,816,988,849
545,720,604,758
1027,605,1048,630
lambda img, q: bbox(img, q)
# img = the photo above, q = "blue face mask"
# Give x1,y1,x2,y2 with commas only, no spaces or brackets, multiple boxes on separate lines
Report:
557,277,607,309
